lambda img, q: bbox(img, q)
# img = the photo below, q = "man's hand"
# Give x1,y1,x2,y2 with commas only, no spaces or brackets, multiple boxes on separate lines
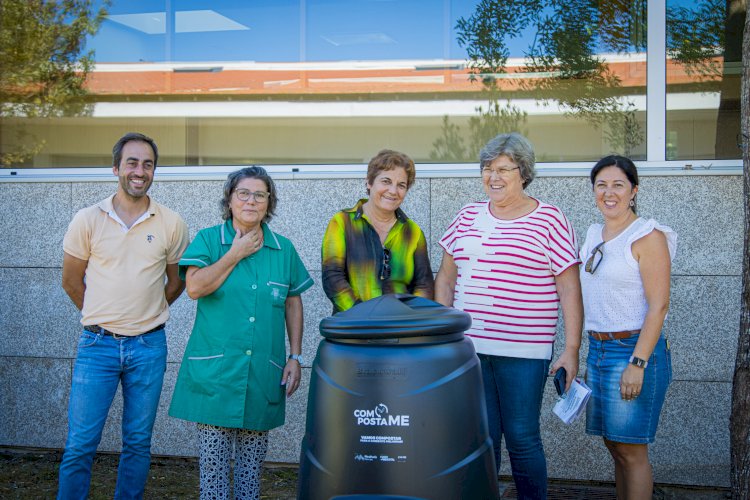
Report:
62,252,88,310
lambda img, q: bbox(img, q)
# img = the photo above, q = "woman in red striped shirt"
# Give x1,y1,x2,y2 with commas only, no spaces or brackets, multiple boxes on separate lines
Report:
435,132,583,500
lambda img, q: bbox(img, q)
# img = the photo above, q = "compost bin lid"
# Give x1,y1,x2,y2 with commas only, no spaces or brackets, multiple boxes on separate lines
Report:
319,294,471,340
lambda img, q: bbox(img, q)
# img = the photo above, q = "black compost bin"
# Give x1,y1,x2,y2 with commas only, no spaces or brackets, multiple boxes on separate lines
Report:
297,294,498,500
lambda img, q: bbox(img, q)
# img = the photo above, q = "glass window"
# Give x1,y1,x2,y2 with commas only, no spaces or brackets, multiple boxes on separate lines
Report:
666,0,745,160
93,0,301,63
6,0,726,169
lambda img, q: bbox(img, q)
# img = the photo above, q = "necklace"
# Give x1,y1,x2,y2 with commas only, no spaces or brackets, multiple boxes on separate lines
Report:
362,203,396,243
363,203,396,227
370,215,396,230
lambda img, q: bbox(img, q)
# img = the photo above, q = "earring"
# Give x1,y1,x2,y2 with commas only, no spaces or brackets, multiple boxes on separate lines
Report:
629,199,634,207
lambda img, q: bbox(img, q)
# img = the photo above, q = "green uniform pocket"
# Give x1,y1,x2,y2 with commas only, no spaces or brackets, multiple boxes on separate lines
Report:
185,352,225,396
268,280,289,307
262,355,286,403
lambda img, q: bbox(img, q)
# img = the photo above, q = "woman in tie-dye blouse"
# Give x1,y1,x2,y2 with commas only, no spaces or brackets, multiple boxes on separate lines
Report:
321,149,434,313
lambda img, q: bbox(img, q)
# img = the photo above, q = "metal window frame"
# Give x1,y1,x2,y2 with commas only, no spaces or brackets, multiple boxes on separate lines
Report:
0,159,741,183
647,0,666,162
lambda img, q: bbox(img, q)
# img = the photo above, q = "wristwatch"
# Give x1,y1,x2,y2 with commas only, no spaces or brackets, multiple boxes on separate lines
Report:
289,354,305,365
629,355,648,368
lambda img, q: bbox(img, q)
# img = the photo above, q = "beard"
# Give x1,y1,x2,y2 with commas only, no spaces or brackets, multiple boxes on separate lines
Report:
119,174,152,199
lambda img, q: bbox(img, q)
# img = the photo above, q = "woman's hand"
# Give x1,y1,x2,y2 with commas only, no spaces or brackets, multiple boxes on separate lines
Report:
283,295,304,397
620,364,645,400
282,359,302,396
229,227,263,261
550,347,579,392
551,266,583,392
185,227,264,299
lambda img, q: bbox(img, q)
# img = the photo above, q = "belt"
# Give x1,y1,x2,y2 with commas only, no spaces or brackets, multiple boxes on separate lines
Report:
588,329,641,341
83,324,165,338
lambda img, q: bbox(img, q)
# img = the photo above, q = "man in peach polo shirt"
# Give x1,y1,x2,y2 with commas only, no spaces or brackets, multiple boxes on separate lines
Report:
57,132,189,500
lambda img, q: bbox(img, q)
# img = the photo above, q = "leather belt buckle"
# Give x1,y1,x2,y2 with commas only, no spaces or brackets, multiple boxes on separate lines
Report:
83,323,164,338
83,325,122,338
588,329,641,341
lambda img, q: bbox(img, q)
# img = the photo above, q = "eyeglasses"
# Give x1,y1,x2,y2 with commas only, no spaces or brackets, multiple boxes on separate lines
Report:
481,166,519,177
234,189,270,203
585,241,605,274
380,248,391,280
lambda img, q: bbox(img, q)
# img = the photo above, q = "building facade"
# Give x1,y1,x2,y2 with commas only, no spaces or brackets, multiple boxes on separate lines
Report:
0,0,744,487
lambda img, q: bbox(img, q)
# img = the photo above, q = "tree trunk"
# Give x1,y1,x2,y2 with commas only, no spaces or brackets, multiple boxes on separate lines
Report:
731,6,750,500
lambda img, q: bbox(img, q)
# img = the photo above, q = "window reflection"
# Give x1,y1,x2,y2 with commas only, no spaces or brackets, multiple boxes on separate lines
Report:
434,0,649,162
666,0,745,160
0,0,742,168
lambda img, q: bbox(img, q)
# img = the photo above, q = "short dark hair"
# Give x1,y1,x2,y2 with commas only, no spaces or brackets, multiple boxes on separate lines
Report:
479,133,536,189
366,149,416,192
220,166,278,223
590,155,639,213
112,132,159,168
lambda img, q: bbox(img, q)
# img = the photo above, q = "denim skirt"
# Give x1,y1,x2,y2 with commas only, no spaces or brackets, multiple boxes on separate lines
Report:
585,334,672,444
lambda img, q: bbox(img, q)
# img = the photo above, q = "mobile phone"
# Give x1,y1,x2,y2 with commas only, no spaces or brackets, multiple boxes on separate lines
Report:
553,368,567,396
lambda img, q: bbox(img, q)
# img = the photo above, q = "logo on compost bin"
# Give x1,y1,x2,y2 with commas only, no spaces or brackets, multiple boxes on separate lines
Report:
353,403,410,426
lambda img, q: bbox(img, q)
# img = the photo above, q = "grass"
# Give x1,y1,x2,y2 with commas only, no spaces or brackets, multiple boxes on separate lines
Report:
0,450,298,499
0,449,731,499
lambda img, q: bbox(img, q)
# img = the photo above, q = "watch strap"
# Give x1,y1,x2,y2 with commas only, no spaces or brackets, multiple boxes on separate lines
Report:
629,355,648,368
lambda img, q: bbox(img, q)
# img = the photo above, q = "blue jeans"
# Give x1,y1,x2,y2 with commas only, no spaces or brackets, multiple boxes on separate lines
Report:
57,328,167,500
479,354,550,500
586,334,672,444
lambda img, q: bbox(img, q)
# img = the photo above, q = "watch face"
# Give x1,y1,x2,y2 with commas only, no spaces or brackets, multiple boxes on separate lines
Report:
630,356,646,367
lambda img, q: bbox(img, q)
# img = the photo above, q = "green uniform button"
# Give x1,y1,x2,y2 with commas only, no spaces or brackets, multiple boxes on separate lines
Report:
252,284,257,290
245,350,252,356
249,317,255,322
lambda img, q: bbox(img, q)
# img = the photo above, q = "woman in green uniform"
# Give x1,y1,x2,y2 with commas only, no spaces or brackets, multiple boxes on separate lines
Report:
169,166,313,499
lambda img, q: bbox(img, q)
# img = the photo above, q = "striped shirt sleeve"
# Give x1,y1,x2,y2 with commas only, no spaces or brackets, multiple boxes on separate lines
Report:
439,203,479,255
537,205,580,275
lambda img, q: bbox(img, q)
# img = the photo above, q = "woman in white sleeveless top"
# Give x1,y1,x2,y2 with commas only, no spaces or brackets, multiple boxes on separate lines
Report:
580,155,676,500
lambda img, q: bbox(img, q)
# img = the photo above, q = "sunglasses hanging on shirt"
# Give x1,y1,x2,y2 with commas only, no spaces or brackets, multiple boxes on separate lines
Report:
380,248,391,280
585,241,605,274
